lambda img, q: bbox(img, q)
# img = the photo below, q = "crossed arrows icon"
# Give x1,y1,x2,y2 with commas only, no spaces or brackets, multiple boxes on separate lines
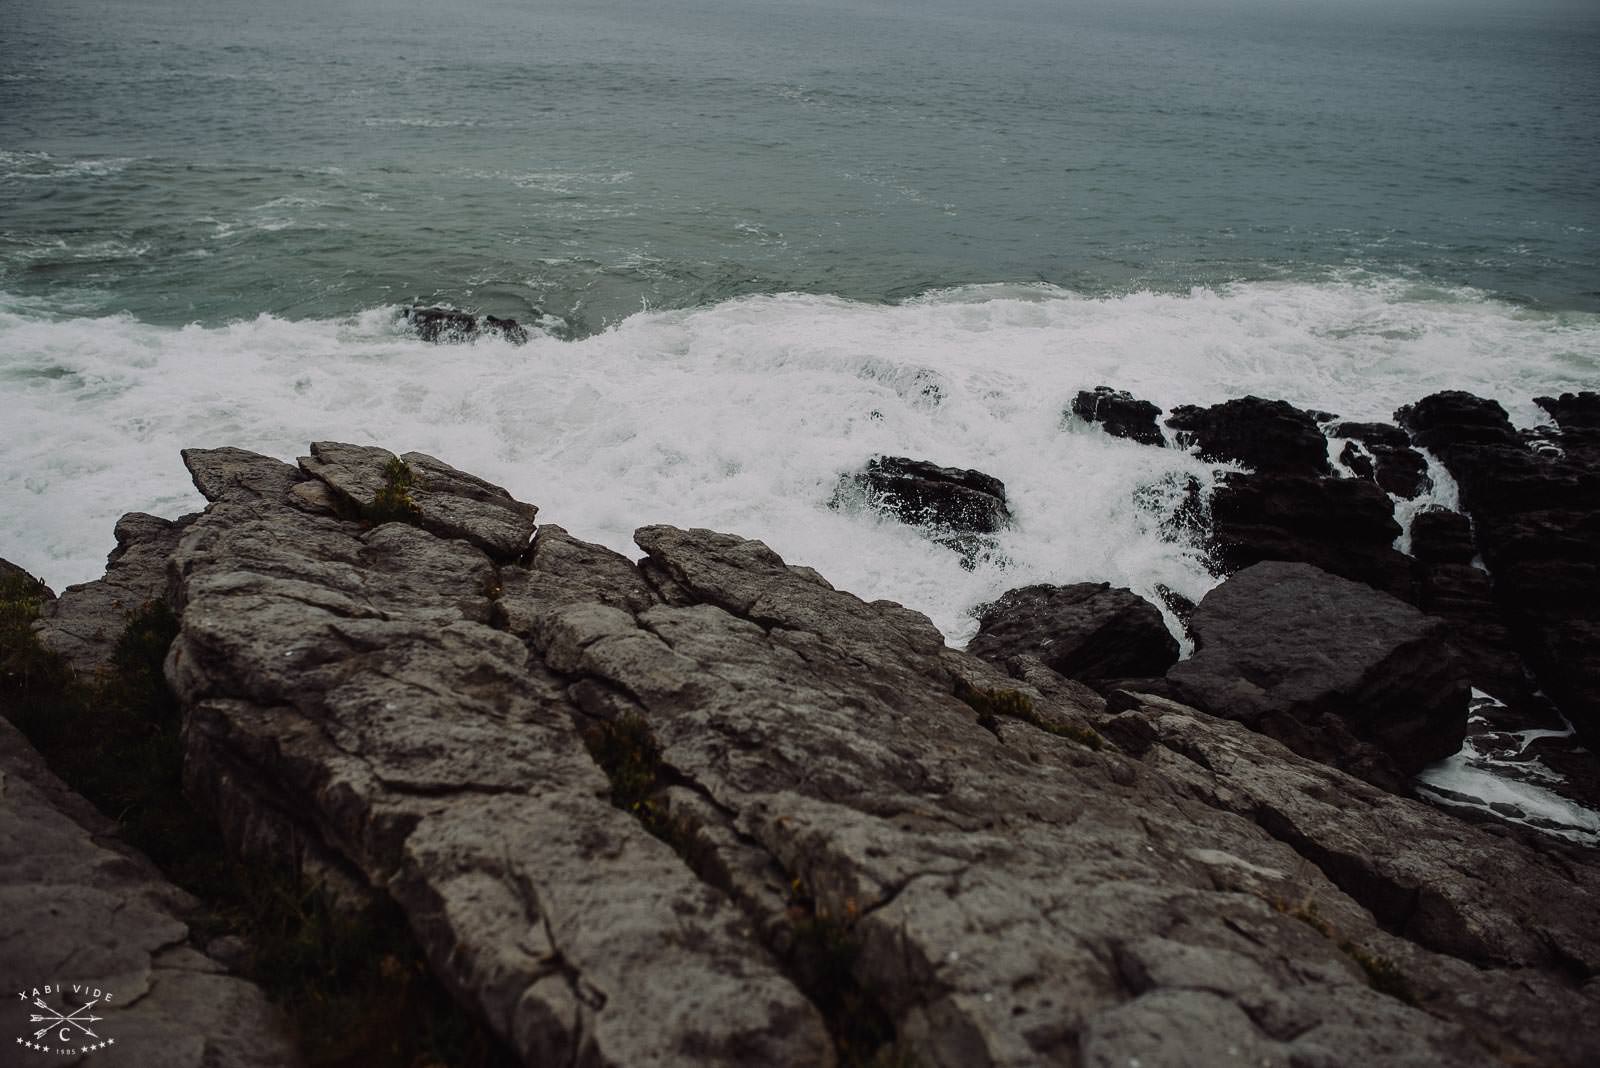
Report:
28,996,101,1041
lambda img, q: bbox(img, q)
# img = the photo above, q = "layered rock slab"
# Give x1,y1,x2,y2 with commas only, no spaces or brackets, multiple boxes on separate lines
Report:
297,441,538,561
0,715,300,1068
529,524,1600,1067
167,449,829,1067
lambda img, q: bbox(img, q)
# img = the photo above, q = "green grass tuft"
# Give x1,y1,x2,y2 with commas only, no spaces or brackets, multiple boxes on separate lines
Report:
365,457,422,526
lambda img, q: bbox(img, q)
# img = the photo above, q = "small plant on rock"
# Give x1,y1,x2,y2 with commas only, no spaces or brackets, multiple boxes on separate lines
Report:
365,457,422,526
0,570,67,695
582,712,667,818
1272,895,1417,1005
954,680,1104,749
785,879,904,1068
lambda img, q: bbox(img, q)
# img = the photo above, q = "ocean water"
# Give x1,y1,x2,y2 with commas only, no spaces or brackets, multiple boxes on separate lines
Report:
3,0,1598,645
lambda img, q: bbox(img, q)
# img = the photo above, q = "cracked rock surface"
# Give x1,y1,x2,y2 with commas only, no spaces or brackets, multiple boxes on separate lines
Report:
35,511,191,676
30,441,1600,1067
0,715,300,1068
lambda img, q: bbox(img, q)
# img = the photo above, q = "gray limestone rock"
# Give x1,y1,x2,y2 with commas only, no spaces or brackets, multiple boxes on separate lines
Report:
0,715,300,1068
35,511,193,676
297,441,538,560
28,443,1600,1068
1166,561,1469,790
182,446,305,504
167,480,829,1067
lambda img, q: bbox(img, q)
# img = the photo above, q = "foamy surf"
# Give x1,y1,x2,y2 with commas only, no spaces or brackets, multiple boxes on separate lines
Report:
2,279,1596,647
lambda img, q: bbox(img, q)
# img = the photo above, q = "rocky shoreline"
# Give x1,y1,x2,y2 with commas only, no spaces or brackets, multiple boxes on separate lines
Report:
3,388,1598,1066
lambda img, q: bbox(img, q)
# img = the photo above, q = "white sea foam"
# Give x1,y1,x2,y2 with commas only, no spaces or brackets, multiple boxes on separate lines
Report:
361,117,480,128
2,281,1596,646
1417,692,1600,845
0,150,135,180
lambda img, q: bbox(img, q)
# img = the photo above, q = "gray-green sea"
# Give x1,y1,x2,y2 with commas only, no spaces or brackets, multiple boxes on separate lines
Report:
4,0,1598,328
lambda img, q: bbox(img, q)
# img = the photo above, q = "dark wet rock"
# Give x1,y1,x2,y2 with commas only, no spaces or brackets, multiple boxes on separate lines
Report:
1398,390,1600,748
1206,472,1413,599
1166,561,1468,790
35,511,194,676
1333,421,1432,499
0,715,301,1067
1425,690,1600,838
403,306,533,345
1409,508,1475,566
1405,511,1537,715
850,456,1009,533
1338,440,1375,481
1166,396,1332,476
1333,422,1412,451
1069,386,1164,446
1536,391,1600,449
1414,562,1533,712
1152,583,1196,631
837,455,1009,567
966,582,1179,685
483,314,530,345
35,443,1600,1067
298,441,538,561
403,305,478,343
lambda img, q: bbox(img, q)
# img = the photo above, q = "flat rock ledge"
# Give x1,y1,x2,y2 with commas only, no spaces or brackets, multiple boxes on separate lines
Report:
23,442,1600,1067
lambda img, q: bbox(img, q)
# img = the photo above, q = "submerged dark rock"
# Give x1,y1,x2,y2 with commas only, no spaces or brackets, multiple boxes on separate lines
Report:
404,304,478,342
1166,561,1468,791
1166,396,1332,476
966,582,1179,685
1069,386,1164,445
404,305,533,345
850,455,1010,533
838,455,1010,567
483,314,530,344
